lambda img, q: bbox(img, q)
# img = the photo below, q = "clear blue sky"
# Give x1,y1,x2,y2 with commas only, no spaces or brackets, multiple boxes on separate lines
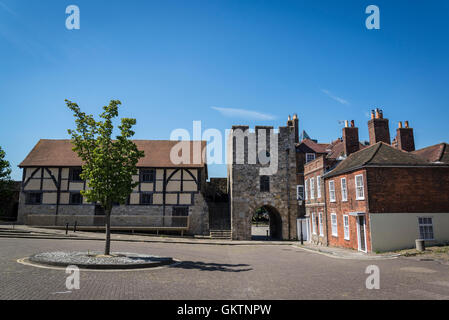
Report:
1,0,449,181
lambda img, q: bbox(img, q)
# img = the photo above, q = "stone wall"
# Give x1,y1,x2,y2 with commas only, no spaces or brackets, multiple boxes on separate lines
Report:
228,125,298,240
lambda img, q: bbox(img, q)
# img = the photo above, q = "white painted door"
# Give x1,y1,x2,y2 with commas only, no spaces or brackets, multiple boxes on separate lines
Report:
297,219,309,242
356,216,367,252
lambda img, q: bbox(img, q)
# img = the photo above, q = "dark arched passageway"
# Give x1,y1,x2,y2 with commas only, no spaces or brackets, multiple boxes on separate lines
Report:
251,205,282,240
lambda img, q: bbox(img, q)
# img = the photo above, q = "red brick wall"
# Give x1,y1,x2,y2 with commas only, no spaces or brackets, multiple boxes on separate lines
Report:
366,167,449,213
325,169,371,251
304,157,327,245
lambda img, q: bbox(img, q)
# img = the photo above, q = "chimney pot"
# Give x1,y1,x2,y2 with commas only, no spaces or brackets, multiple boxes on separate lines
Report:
398,121,403,128
288,115,291,121
293,114,298,120
350,120,355,127
344,120,349,128
405,121,409,128
375,109,380,119
371,110,375,119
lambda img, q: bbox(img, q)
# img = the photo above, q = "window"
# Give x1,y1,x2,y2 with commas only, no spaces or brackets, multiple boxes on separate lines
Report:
355,174,365,200
316,176,321,199
69,168,83,182
319,212,324,236
305,179,309,200
418,217,434,240
140,193,153,205
140,169,155,183
310,177,315,200
311,212,316,235
25,193,42,205
296,185,304,201
331,213,338,237
173,207,189,216
343,215,350,240
341,178,348,201
70,192,82,205
260,175,270,192
306,153,316,163
329,180,336,202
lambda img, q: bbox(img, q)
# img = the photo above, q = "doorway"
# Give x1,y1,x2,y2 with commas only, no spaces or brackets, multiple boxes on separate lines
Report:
251,205,282,240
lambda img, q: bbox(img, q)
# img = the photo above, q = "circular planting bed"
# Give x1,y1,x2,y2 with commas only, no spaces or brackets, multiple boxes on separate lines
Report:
28,251,174,270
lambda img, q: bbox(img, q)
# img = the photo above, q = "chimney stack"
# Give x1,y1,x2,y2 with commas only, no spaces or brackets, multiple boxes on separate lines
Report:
293,114,299,143
343,120,360,156
395,120,415,152
368,108,391,145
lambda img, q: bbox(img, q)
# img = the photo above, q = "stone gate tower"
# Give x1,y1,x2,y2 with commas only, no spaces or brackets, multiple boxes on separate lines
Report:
227,117,298,240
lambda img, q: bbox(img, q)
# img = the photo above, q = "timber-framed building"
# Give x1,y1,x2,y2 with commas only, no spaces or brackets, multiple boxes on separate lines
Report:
17,139,209,235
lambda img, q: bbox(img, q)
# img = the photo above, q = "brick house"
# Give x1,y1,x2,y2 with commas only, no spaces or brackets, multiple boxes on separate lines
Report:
323,142,449,252
303,120,365,245
304,110,449,252
17,139,210,236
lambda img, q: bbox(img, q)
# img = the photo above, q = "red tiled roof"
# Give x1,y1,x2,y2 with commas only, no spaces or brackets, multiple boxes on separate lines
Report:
324,142,442,178
19,139,207,168
412,143,449,163
299,139,329,154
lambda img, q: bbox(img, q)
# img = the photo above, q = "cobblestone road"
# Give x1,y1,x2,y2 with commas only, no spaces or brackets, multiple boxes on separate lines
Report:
1,238,449,300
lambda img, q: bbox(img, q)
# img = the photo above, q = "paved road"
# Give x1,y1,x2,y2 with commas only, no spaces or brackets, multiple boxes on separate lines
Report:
1,238,449,300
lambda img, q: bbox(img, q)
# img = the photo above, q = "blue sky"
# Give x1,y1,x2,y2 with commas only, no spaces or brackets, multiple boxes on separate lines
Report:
1,0,449,180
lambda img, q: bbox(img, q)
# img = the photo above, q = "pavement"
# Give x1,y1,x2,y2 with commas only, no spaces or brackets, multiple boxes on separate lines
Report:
0,224,296,246
294,243,401,260
2,237,449,299
1,224,400,260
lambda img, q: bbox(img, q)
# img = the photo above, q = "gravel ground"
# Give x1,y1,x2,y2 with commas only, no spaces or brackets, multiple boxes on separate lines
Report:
29,251,173,268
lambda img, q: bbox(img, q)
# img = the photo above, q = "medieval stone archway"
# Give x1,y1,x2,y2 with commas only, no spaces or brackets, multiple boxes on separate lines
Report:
250,205,283,240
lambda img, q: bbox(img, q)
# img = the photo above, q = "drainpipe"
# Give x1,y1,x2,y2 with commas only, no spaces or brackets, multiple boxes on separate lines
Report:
323,175,329,246
286,147,291,240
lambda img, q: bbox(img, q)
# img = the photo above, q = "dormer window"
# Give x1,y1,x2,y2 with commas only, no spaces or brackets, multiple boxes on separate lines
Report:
306,153,316,163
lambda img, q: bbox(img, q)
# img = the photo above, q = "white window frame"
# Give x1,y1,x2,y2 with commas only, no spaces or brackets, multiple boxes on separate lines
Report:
316,175,321,199
306,153,316,163
296,185,304,201
305,179,309,201
329,180,336,202
355,174,365,200
318,212,324,236
341,177,348,202
310,177,315,200
418,217,434,240
311,212,317,235
331,213,338,237
343,215,350,240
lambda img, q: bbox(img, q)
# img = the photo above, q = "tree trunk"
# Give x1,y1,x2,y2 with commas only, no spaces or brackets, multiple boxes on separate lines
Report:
104,207,112,255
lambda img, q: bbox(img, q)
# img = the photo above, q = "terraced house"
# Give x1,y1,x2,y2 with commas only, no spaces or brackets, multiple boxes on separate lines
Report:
304,110,449,252
17,139,209,236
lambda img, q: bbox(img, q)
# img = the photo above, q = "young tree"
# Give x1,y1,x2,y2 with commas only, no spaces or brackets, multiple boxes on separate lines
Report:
66,100,144,255
0,146,13,217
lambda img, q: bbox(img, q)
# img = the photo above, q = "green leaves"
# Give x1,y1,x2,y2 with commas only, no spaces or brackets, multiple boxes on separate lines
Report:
0,146,11,181
0,146,13,216
66,99,145,209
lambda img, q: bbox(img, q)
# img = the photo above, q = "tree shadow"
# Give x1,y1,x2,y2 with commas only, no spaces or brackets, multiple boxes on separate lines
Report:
172,261,252,272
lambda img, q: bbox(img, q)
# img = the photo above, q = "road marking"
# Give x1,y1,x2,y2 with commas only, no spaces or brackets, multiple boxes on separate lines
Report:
430,281,449,288
400,267,437,274
51,291,72,295
409,289,449,300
